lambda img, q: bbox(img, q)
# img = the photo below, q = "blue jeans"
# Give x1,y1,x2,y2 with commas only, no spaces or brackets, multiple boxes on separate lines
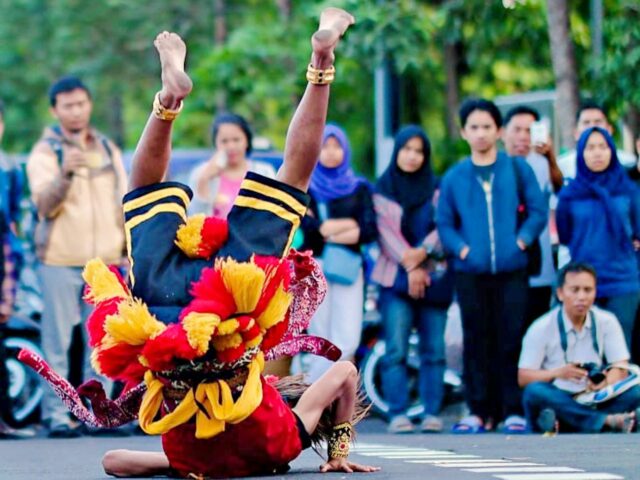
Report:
523,381,640,432
379,289,447,417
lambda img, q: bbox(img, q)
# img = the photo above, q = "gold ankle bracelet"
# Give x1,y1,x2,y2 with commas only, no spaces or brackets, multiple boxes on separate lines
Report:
152,91,183,121
306,64,335,85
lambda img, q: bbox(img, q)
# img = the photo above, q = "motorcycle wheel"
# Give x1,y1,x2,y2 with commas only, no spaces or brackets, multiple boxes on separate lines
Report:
4,337,44,425
360,335,425,420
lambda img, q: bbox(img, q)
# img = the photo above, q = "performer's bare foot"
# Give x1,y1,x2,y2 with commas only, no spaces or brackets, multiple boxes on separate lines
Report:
311,8,355,69
154,31,192,110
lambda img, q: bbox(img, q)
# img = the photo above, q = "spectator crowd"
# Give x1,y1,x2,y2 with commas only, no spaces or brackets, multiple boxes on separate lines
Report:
1,74,640,439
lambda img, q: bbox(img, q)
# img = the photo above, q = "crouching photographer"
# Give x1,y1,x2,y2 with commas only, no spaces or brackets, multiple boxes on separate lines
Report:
518,262,640,433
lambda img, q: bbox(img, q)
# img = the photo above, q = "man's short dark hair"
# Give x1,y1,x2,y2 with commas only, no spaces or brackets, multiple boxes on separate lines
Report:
504,105,540,126
576,100,608,123
49,76,91,107
557,262,597,287
459,98,502,128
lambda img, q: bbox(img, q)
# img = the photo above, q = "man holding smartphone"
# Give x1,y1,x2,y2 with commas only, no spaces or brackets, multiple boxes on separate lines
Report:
503,105,563,327
557,101,638,180
26,77,128,438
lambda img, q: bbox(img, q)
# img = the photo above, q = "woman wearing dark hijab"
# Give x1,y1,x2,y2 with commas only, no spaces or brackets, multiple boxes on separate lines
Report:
372,125,454,434
557,126,640,348
300,124,377,381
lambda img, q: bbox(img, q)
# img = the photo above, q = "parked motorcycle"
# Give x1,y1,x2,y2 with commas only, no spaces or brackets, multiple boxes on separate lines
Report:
357,288,464,419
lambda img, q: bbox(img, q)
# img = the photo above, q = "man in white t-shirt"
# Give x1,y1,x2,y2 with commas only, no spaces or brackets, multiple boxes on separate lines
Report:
502,105,563,326
518,262,640,433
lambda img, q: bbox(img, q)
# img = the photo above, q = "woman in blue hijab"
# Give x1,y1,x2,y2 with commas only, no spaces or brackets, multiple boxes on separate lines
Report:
300,124,377,382
372,125,454,434
557,126,640,347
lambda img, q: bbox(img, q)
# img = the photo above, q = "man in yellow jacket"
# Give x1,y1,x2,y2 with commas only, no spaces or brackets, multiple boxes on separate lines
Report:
26,76,127,437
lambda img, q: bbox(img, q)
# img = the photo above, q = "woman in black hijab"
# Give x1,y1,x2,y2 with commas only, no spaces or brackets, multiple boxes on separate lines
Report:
372,125,454,434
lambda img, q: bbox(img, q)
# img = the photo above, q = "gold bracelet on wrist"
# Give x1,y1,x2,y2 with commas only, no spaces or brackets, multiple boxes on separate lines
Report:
306,64,335,85
152,91,183,121
328,422,352,459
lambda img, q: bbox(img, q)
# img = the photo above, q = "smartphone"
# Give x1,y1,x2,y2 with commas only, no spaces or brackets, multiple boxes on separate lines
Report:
215,149,228,168
530,121,549,145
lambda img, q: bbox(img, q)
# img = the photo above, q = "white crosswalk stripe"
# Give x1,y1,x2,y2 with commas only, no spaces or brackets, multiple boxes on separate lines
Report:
465,467,583,473
437,462,544,468
379,454,480,460
492,474,623,480
407,458,511,464
351,443,623,480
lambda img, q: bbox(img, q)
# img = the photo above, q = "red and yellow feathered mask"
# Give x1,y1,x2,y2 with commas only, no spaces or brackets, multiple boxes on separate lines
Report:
82,214,303,439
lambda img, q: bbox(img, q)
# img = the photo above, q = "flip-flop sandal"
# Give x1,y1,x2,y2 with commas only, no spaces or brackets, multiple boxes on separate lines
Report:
452,415,486,434
502,415,528,434
606,412,636,433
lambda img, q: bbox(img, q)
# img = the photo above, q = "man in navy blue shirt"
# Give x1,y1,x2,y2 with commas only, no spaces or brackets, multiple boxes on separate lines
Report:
437,98,546,433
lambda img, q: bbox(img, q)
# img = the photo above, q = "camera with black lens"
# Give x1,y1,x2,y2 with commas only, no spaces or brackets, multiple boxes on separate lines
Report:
577,362,607,384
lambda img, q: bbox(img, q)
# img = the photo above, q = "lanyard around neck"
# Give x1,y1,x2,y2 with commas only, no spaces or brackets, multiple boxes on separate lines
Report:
557,308,600,364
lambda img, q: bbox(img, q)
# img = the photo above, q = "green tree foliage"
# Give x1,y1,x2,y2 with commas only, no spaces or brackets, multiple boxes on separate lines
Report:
596,1,640,139
0,0,635,175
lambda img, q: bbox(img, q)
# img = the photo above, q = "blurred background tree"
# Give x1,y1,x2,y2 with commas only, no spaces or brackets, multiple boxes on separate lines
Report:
0,0,635,177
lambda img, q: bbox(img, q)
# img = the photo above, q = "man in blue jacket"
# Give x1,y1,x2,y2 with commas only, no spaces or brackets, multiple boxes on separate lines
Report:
437,98,546,433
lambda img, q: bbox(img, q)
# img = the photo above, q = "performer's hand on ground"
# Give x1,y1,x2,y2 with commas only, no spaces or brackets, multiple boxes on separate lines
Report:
320,457,381,473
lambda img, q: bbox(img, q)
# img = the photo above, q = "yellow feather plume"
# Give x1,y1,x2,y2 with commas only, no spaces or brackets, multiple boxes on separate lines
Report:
175,214,205,258
105,299,166,345
255,283,292,330
82,258,128,303
211,333,243,351
182,312,220,355
216,319,240,336
245,334,263,349
219,259,265,313
90,348,104,375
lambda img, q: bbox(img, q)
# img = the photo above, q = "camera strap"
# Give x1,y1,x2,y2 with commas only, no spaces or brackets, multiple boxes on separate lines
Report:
557,308,602,364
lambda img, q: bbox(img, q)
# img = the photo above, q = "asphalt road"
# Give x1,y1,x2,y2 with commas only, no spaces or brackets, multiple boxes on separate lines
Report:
2,418,639,480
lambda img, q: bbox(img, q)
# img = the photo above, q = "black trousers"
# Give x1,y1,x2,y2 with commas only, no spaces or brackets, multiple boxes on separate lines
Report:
524,286,552,331
0,324,14,424
455,269,528,422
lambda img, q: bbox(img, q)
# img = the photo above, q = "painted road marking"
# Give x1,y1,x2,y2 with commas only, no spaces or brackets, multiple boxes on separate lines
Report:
493,474,623,480
352,443,624,480
357,450,458,457
379,454,481,460
465,467,583,473
407,459,525,464
437,463,544,468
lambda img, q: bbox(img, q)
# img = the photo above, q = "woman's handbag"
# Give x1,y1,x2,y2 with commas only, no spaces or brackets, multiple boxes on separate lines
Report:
322,244,362,285
317,202,362,285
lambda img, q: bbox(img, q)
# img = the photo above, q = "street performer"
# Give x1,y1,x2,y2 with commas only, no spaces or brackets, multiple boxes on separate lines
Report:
19,7,380,478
